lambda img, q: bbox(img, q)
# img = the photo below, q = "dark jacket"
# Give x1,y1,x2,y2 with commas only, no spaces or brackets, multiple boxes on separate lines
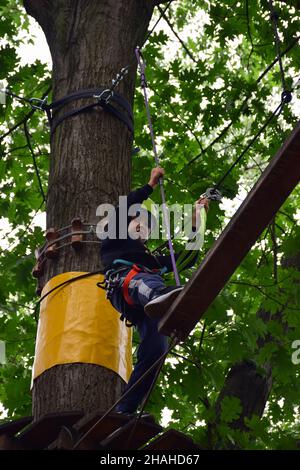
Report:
100,184,199,272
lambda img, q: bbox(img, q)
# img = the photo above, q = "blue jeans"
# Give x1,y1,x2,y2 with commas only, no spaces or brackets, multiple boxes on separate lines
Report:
109,271,168,413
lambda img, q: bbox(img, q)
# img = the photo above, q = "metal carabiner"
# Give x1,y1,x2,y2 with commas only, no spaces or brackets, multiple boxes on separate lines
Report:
135,47,148,88
202,188,222,201
93,88,112,104
29,96,48,111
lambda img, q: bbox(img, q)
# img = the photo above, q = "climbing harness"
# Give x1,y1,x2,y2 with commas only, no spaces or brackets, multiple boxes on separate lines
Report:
97,258,167,327
98,258,167,307
114,259,167,307
97,265,128,301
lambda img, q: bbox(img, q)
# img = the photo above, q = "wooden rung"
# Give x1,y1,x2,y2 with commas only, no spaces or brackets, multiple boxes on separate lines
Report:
159,121,300,340
17,411,83,449
48,425,80,450
0,415,32,437
0,434,28,450
142,429,201,450
74,410,128,433
73,412,135,450
100,418,162,450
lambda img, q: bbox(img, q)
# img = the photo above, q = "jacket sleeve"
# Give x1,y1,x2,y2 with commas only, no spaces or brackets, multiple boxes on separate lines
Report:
127,184,153,207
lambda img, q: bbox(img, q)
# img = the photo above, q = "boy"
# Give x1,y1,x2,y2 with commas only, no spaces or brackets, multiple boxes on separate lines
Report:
100,167,209,415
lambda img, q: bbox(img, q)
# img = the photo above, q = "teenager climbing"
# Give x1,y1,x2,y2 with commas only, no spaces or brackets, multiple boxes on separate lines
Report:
100,166,209,415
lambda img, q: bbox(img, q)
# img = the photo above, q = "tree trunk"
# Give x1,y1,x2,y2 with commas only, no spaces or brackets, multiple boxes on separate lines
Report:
214,248,300,440
23,0,161,419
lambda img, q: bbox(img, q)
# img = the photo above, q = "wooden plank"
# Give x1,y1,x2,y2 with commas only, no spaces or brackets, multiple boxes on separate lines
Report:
159,121,300,340
17,411,83,449
142,429,201,450
0,434,28,450
74,410,130,434
0,416,32,437
73,411,157,450
48,425,79,450
73,412,132,450
100,418,162,450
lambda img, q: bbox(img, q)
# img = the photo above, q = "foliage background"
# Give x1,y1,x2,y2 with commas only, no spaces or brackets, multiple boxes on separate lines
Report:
0,0,300,449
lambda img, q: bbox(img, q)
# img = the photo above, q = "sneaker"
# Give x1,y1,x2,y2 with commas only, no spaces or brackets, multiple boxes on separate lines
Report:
144,286,184,320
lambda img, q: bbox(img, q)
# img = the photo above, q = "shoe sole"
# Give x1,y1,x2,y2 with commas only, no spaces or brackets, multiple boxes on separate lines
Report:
144,288,183,320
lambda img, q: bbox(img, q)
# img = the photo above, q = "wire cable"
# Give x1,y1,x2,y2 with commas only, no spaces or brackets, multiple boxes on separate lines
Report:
268,0,290,100
213,100,284,191
73,334,179,450
124,334,178,449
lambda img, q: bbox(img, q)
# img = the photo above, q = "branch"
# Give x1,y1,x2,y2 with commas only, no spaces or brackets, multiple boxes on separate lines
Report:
151,85,204,154
157,5,198,63
23,0,53,19
229,280,300,311
23,121,46,204
0,109,35,144
152,0,176,4
179,35,300,172
23,0,54,41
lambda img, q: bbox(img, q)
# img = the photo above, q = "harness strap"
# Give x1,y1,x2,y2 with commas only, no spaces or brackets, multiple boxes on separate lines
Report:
122,264,142,306
43,88,133,135
50,100,133,135
109,259,167,306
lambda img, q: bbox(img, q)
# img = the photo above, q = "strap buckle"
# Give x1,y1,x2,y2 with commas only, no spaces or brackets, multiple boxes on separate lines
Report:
93,89,112,104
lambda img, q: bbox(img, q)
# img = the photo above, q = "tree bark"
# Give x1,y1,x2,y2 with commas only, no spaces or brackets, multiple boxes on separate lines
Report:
23,0,157,419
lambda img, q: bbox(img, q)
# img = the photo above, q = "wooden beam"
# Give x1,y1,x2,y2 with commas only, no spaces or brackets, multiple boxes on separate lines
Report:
159,121,300,340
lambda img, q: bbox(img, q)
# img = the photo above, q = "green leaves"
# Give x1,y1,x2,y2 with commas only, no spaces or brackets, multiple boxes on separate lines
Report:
0,45,19,79
220,396,242,424
0,0,299,449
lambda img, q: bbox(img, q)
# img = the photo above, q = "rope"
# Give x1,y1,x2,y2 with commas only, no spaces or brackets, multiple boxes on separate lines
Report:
135,47,180,287
268,0,291,103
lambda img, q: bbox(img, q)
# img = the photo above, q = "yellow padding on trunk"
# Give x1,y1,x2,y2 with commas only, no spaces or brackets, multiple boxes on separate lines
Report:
32,272,132,383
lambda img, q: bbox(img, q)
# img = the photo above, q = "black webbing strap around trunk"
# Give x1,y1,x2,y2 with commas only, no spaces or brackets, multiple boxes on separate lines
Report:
42,88,134,135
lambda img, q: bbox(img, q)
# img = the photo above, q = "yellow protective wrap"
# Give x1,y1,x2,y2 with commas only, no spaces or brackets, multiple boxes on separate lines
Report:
32,272,132,383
